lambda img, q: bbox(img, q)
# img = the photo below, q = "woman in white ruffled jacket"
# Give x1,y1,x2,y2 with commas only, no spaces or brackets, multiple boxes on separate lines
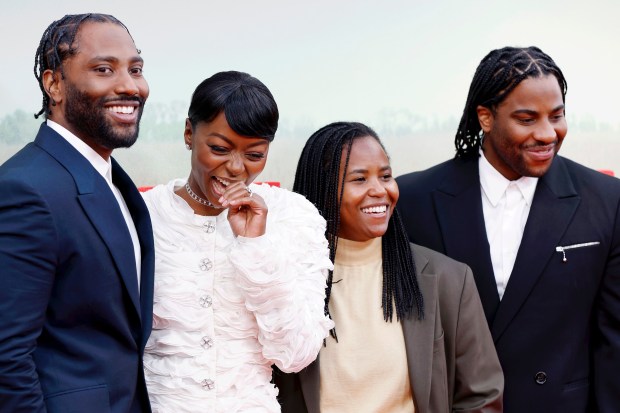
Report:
142,71,334,413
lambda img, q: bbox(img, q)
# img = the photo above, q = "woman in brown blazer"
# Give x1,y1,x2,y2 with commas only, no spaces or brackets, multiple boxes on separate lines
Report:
274,122,503,413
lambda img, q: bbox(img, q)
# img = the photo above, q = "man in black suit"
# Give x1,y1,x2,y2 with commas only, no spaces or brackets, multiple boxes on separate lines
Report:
397,46,620,413
0,14,154,412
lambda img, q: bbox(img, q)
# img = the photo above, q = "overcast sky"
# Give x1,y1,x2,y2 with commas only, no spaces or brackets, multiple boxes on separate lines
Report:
3,0,620,130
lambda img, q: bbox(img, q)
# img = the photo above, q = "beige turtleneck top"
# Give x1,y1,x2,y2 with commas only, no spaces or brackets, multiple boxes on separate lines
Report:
319,237,415,413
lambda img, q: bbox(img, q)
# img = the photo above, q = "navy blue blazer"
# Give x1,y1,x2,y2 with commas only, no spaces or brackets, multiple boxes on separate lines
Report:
0,123,155,413
396,155,620,413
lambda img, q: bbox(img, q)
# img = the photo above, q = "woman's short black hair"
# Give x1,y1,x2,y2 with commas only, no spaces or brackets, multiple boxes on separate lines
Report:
187,71,279,141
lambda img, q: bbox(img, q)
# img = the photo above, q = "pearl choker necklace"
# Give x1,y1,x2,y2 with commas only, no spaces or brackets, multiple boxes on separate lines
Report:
185,182,216,208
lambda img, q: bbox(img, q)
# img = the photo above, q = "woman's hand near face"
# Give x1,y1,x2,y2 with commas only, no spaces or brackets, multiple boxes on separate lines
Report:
220,182,267,238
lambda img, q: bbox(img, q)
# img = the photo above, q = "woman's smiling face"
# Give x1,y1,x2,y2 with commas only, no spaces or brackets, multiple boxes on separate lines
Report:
186,112,270,208
337,136,399,242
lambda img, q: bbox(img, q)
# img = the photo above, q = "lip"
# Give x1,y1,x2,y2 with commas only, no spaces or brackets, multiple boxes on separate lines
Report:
211,176,243,198
105,104,140,124
104,98,142,124
360,203,390,216
524,144,556,162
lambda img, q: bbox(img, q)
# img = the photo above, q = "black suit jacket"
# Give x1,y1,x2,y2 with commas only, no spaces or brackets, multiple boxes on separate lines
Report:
0,123,155,413
396,155,620,413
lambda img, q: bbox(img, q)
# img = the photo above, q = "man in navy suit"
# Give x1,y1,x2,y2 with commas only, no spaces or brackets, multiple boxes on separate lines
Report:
397,46,620,412
0,14,154,412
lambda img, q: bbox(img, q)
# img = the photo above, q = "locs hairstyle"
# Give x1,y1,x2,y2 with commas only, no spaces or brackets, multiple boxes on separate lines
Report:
187,71,279,142
33,13,134,119
455,46,567,159
294,121,424,339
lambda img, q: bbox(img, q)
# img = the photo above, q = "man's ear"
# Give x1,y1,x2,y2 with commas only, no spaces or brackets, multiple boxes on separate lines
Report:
42,69,63,105
476,105,494,133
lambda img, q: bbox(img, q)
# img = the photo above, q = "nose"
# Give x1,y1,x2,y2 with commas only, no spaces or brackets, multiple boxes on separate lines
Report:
226,152,245,177
115,70,141,96
368,178,387,197
533,119,557,143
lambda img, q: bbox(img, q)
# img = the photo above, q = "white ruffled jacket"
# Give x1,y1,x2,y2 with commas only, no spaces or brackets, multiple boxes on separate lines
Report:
142,179,334,413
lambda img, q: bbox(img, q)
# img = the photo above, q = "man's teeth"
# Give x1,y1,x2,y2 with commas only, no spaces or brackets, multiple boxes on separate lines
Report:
107,106,135,114
362,205,387,214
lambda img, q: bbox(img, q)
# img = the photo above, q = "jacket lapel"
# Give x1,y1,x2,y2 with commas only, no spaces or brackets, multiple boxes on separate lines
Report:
491,157,580,341
433,159,500,322
35,124,142,320
112,159,155,345
402,249,436,413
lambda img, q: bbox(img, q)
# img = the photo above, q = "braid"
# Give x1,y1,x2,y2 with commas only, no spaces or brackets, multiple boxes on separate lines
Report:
33,13,131,119
382,209,424,321
293,122,350,340
455,46,567,159
294,121,424,340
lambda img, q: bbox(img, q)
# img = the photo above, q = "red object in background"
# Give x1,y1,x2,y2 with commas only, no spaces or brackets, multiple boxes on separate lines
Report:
138,181,280,192
599,169,615,177
258,181,280,187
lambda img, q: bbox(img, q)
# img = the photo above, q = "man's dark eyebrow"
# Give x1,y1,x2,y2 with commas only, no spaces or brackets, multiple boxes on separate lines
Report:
512,104,565,116
88,55,144,64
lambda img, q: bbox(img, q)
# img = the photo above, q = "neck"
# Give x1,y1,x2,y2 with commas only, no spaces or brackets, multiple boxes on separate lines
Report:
175,179,223,216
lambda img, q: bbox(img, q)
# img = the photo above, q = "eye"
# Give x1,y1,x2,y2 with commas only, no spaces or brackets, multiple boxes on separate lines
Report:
209,145,228,154
551,113,565,121
130,67,143,76
382,173,393,180
517,118,535,124
94,66,113,74
246,152,266,161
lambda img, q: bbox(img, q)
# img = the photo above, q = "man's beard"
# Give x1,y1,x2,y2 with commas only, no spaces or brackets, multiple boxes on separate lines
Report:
64,82,145,150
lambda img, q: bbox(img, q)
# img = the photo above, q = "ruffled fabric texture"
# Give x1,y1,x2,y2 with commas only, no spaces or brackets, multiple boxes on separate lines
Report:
143,179,333,413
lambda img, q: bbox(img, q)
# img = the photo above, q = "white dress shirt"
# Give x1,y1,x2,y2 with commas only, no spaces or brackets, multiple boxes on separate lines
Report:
47,120,142,289
479,150,538,299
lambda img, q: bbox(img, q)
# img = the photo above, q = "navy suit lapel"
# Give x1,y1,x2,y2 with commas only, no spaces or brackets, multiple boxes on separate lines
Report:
112,158,155,347
79,192,141,318
433,159,500,322
491,157,580,341
34,124,142,320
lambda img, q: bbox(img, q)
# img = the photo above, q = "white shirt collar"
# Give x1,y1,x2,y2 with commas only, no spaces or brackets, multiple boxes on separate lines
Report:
478,148,538,207
47,120,113,184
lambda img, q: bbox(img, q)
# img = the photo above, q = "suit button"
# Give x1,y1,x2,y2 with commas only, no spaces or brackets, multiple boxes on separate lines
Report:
534,371,547,385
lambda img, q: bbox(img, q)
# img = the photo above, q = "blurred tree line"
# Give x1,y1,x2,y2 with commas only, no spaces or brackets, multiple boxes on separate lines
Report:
0,110,40,144
1,103,618,145
0,102,190,145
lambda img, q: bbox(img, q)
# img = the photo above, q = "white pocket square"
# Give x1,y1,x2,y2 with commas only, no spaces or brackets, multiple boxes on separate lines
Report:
555,241,600,262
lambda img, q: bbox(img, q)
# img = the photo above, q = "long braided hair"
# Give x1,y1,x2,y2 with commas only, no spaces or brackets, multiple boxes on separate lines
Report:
455,46,567,159
294,121,424,340
33,13,132,119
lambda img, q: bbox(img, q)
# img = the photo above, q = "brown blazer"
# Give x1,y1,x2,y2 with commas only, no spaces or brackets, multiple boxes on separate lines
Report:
274,243,503,413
